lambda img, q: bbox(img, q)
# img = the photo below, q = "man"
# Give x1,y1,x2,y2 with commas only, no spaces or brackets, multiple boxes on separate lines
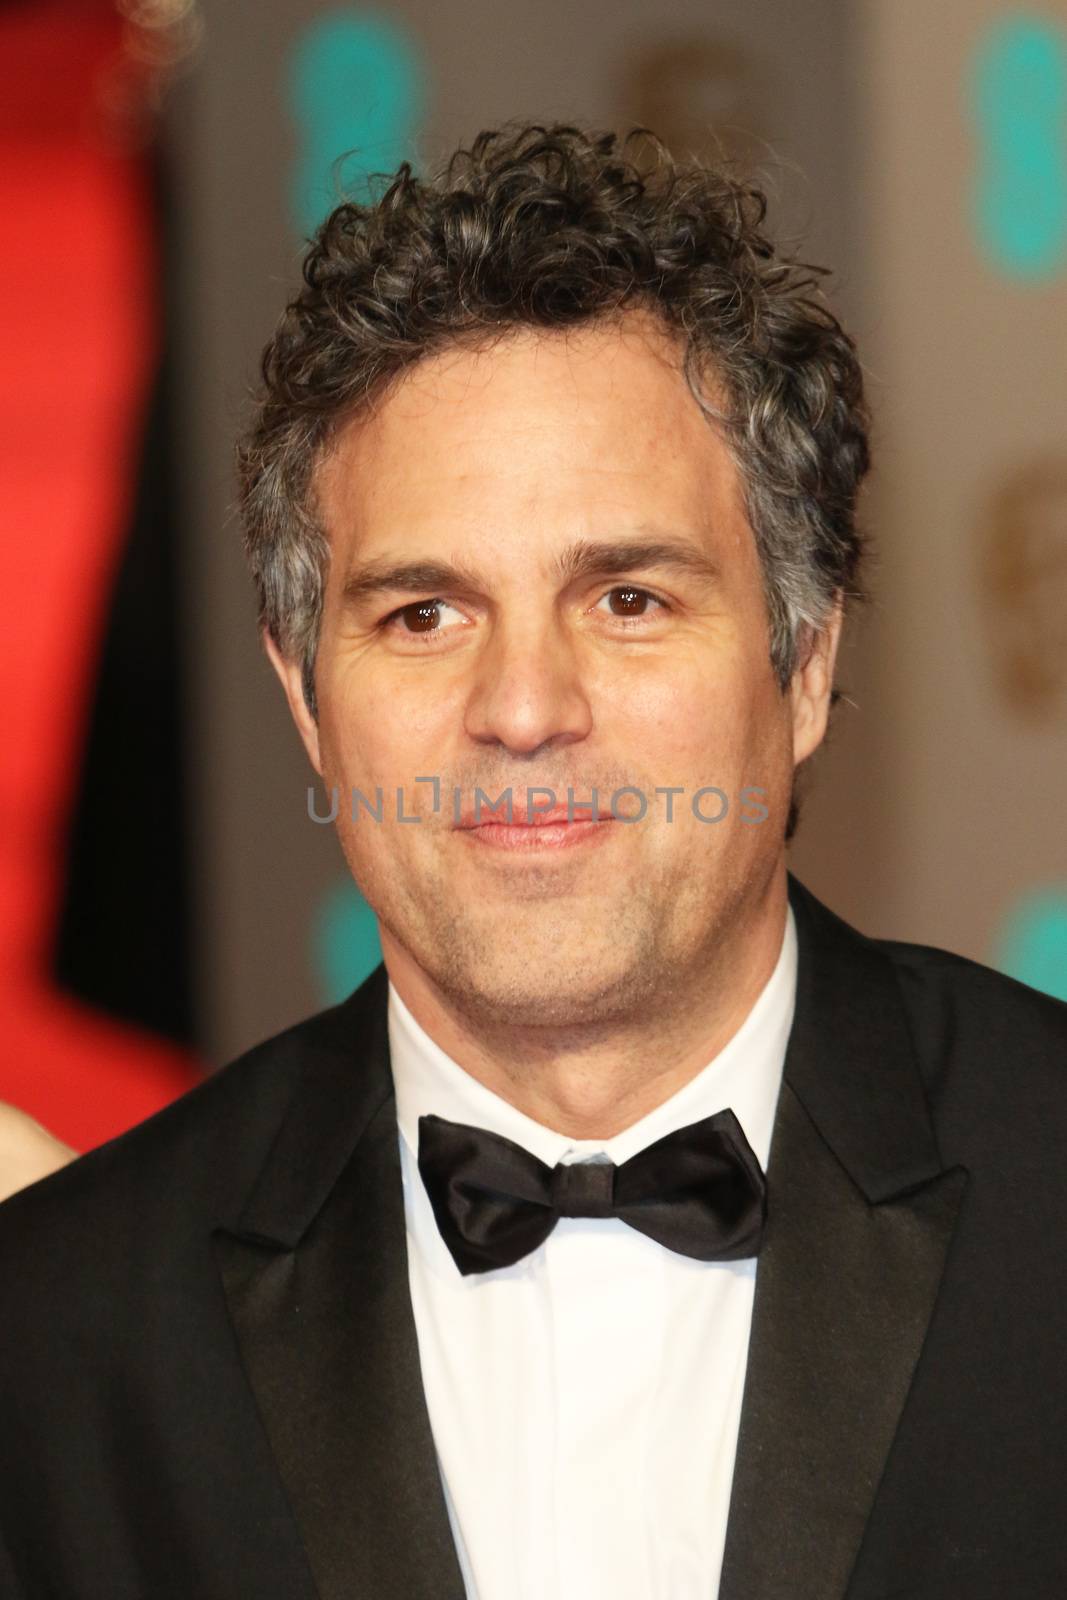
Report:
1,121,1066,1600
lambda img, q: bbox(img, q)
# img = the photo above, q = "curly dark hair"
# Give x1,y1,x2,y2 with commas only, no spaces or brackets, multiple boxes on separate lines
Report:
236,120,872,836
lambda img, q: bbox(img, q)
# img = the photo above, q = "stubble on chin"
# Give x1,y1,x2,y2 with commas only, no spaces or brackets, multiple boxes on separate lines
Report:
398,871,705,1034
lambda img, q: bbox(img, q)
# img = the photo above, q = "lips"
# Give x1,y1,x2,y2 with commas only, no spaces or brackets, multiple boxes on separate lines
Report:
454,800,613,829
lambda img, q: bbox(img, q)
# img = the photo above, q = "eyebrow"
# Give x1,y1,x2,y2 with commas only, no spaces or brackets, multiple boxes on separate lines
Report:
339,533,721,609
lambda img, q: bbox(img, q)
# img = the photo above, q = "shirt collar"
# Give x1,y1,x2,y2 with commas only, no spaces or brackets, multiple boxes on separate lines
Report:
389,902,797,1174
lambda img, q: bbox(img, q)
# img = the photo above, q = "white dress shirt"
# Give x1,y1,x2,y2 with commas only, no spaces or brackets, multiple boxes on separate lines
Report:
389,903,797,1600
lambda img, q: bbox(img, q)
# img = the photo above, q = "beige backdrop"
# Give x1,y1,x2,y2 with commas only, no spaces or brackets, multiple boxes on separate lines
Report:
791,0,1067,964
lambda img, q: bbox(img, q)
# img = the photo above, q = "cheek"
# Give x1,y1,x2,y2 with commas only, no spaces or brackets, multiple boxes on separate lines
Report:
628,660,774,771
317,670,458,795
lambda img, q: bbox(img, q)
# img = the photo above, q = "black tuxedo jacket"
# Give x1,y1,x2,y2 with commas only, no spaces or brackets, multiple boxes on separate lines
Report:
3,873,1067,1599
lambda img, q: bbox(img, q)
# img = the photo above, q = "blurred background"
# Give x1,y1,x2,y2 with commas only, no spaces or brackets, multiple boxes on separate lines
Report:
1,0,1064,1153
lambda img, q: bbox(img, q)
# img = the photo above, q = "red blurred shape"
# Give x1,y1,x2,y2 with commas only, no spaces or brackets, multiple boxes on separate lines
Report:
0,0,202,1153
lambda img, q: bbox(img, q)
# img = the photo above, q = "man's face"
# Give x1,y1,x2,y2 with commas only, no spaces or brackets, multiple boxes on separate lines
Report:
269,311,838,1028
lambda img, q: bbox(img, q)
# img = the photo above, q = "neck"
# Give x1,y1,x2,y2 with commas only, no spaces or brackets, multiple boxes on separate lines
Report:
381,867,790,1140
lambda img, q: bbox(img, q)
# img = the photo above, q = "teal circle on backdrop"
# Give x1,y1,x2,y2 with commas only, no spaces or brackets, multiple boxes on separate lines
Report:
312,875,384,1006
969,15,1067,281
993,888,1067,1003
287,9,425,237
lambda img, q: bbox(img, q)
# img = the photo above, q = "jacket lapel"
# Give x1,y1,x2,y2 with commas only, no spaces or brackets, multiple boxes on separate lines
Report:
718,875,969,1600
211,964,467,1600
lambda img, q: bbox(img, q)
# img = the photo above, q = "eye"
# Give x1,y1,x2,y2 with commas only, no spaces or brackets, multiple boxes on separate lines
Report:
378,598,469,643
592,586,671,627
377,585,671,645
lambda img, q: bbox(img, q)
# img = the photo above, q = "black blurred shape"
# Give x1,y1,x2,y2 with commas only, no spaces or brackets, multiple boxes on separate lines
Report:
52,154,194,1047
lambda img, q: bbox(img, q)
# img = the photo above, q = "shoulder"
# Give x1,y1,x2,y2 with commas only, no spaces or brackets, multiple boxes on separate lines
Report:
0,996,353,1265
873,931,1067,1140
0,981,391,1407
877,931,1067,1047
791,875,1067,1080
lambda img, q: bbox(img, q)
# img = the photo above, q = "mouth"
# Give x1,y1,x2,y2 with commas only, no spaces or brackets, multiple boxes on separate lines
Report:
454,801,616,853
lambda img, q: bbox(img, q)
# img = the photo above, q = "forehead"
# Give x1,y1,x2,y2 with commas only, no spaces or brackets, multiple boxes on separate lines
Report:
313,311,746,552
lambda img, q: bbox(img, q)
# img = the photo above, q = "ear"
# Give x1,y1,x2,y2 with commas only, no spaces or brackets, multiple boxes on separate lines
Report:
262,627,323,777
790,593,844,765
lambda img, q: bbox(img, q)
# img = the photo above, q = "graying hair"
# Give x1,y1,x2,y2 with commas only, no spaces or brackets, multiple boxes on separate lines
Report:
236,121,871,831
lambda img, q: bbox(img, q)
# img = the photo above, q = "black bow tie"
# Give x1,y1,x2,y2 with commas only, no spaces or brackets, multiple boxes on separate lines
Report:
416,1109,767,1277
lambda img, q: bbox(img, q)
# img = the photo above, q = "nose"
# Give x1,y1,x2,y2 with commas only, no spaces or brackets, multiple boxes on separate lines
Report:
462,612,594,755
